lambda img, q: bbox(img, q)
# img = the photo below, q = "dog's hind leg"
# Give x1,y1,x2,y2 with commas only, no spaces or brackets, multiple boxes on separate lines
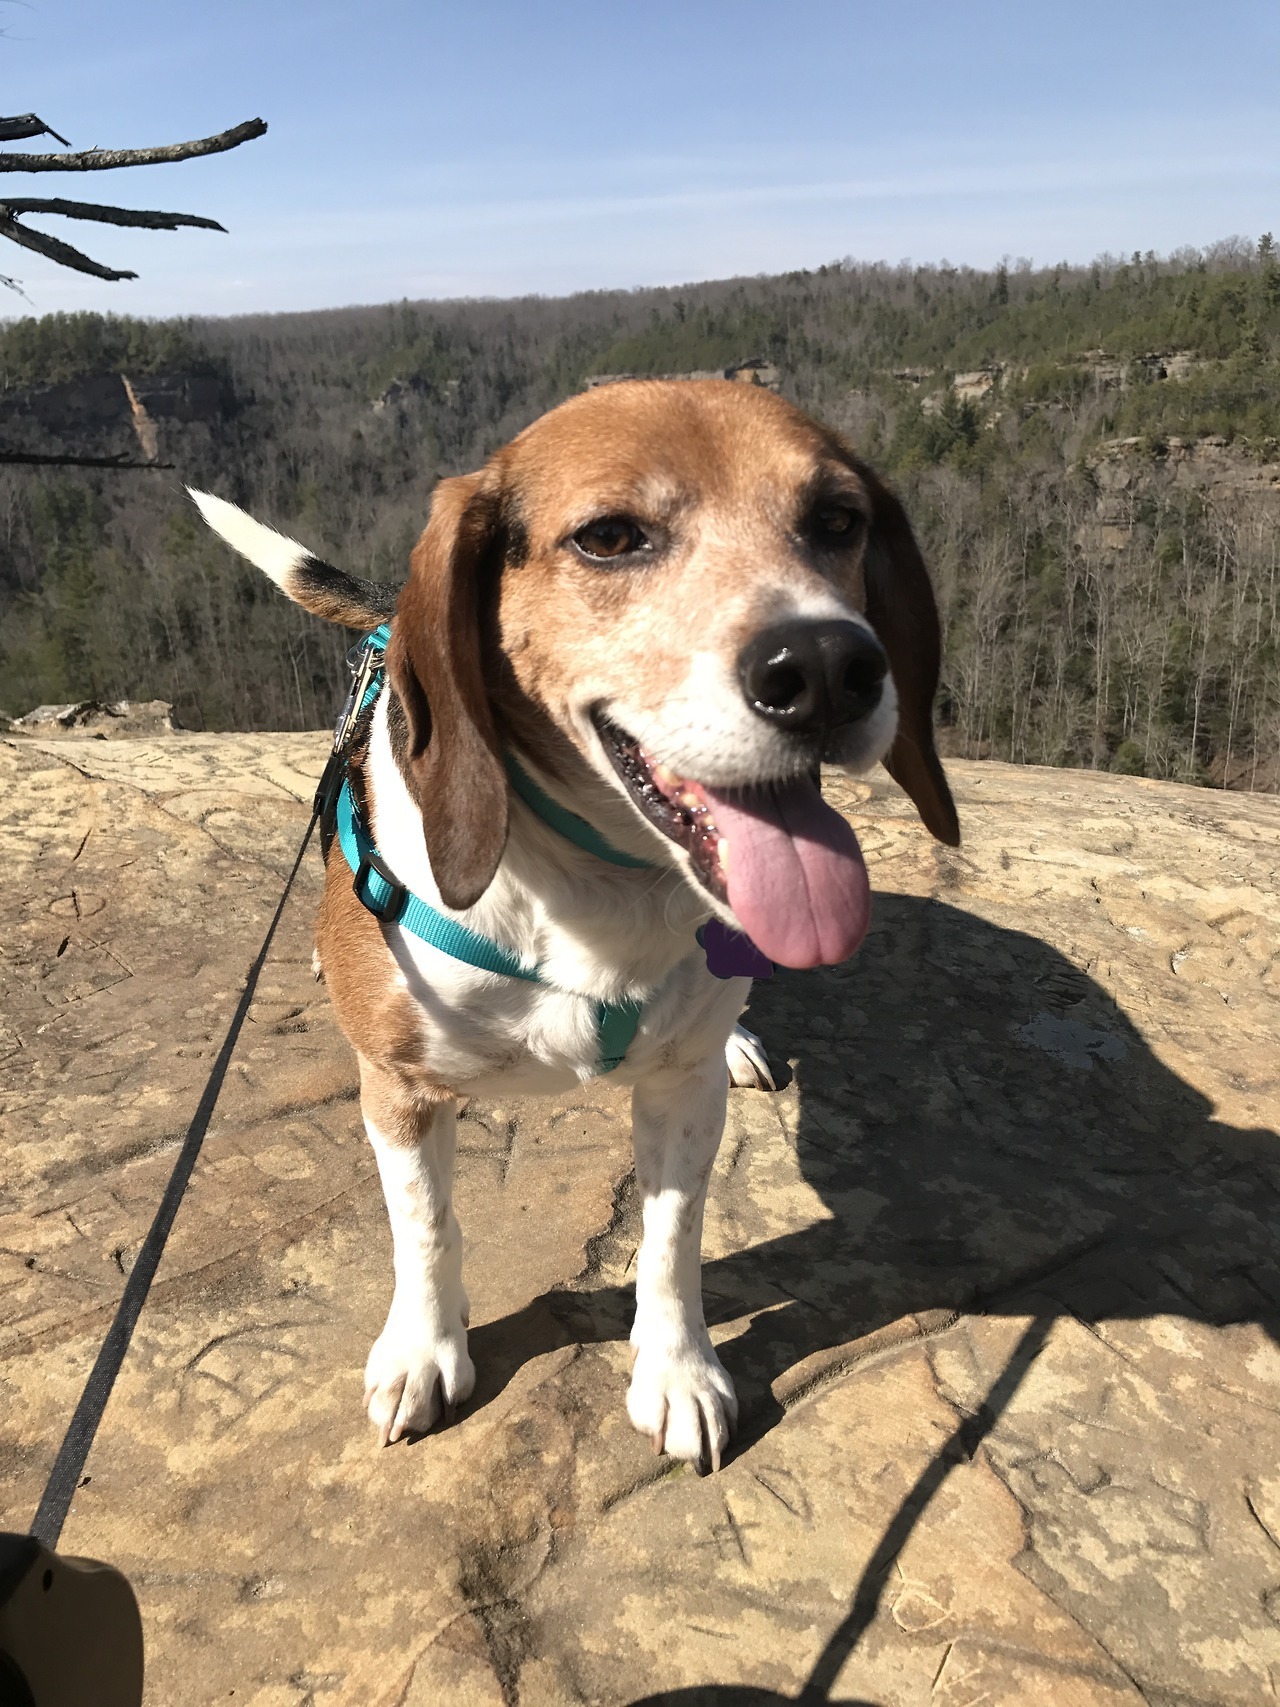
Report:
725,1021,775,1091
358,1062,474,1445
625,1056,738,1473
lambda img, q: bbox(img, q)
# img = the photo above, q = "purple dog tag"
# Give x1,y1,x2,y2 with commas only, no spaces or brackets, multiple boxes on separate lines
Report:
699,921,774,980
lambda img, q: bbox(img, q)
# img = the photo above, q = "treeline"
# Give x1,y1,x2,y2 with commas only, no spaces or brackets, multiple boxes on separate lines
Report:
0,312,219,389
1,236,1277,788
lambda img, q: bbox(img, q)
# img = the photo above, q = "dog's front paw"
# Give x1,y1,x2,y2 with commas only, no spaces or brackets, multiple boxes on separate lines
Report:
627,1337,738,1473
363,1312,475,1447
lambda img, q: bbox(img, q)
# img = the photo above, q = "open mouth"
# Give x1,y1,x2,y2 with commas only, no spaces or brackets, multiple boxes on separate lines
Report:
593,711,873,971
595,715,729,899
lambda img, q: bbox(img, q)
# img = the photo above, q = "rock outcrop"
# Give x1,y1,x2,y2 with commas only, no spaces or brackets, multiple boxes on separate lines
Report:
584,360,782,392
8,700,179,738
1093,432,1280,499
0,370,232,462
1,732,1277,1705
1084,433,1280,553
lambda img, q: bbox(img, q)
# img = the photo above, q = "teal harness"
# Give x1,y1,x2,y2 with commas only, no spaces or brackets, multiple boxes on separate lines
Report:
320,625,652,1075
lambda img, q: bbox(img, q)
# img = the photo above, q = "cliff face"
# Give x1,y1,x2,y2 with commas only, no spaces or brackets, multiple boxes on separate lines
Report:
1088,432,1280,548
0,368,233,460
2,731,1277,1704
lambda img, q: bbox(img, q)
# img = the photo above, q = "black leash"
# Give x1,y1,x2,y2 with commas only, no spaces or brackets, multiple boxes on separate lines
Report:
1,809,320,1707
5,644,367,1705
29,809,318,1548
4,806,321,1705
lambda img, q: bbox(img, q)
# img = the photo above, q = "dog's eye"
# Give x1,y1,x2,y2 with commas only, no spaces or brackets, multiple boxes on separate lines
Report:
812,504,865,544
572,517,649,561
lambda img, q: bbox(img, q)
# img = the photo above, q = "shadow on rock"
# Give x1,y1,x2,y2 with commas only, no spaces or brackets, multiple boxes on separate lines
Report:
466,893,1279,1702
474,894,1278,1413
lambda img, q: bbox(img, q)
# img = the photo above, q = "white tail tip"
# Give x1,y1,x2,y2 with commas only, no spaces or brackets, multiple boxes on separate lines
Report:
187,487,312,591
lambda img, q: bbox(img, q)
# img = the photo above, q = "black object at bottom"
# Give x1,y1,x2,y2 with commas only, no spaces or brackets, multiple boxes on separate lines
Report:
0,1534,143,1707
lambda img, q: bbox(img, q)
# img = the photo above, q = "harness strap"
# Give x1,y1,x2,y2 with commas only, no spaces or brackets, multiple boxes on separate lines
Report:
596,997,646,1073
335,773,644,1074
321,624,777,1074
337,777,539,983
505,753,656,870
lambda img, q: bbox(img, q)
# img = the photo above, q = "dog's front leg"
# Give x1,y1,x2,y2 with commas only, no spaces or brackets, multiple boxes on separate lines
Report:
359,1062,475,1445
627,1056,737,1473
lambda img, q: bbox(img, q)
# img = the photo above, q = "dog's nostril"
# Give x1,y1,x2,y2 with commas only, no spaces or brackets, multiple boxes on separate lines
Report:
844,652,886,700
758,663,808,712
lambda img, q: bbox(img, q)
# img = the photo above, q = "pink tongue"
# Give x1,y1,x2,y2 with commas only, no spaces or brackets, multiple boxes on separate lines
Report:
700,775,870,970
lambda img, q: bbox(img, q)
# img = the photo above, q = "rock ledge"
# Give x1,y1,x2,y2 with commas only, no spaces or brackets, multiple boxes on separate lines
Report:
1,732,1277,1705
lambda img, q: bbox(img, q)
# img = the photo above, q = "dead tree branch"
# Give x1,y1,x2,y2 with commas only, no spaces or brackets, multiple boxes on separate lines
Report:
0,114,263,287
0,117,266,174
0,198,225,231
0,448,174,468
0,198,225,279
0,114,73,147
0,211,139,279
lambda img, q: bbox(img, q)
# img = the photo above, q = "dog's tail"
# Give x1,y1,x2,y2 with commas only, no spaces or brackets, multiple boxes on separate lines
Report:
188,489,398,630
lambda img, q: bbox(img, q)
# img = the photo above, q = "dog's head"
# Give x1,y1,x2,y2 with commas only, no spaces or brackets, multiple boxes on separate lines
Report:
388,380,958,968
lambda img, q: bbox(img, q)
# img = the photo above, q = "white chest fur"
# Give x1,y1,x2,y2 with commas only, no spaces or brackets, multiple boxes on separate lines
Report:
361,695,748,1094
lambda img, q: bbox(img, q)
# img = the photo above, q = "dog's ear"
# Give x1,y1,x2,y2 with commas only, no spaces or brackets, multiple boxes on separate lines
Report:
387,471,509,908
860,469,961,846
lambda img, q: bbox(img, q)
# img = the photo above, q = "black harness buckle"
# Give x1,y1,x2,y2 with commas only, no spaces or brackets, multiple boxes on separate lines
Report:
354,851,408,923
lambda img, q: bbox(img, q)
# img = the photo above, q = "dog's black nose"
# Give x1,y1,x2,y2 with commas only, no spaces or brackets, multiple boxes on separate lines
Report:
738,618,887,734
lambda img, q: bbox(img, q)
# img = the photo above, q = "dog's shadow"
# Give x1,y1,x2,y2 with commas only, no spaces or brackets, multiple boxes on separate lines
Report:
474,893,1278,1425
467,893,1279,1704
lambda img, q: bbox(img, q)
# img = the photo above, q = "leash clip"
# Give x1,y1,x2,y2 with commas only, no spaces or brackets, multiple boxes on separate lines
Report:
332,633,387,758
318,629,389,827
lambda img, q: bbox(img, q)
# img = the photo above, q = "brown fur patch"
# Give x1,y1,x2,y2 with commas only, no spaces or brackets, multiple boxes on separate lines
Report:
314,817,457,1103
388,474,510,909
356,1052,453,1149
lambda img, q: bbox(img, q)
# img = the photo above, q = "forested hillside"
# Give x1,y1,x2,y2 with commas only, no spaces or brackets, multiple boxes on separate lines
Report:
2,235,1278,789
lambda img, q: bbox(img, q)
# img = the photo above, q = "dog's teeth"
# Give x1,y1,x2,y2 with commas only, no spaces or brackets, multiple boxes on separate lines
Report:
717,837,730,873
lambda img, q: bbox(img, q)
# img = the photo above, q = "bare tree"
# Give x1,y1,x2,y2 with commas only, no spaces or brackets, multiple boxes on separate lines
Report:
1,110,265,465
1,114,265,282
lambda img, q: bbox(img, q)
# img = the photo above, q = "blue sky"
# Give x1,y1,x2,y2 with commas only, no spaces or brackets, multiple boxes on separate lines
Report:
2,0,1278,318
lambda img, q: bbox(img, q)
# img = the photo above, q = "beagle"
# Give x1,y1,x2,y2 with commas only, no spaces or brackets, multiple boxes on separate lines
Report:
190,378,957,1474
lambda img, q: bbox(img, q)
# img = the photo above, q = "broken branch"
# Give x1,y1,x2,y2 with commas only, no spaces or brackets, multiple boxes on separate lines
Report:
0,114,73,147
0,117,266,173
0,448,174,469
0,198,225,231
0,212,137,280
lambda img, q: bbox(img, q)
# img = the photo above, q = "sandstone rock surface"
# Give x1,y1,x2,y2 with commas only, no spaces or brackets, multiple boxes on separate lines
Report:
1,732,1277,1706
